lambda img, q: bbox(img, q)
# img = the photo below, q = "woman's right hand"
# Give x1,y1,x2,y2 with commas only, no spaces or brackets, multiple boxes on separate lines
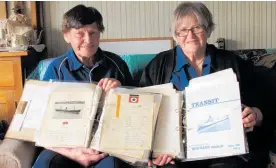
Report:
46,147,108,167
148,154,175,167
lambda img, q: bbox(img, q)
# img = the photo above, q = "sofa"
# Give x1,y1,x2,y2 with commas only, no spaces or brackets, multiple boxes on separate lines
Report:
0,49,276,168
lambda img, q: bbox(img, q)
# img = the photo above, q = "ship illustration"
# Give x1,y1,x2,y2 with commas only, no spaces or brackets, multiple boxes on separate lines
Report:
55,106,81,114
197,115,231,133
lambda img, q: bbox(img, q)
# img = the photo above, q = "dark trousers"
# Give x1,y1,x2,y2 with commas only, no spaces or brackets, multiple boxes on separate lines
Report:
32,149,130,168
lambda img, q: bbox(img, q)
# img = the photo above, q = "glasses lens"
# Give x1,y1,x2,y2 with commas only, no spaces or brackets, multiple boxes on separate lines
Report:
177,30,188,37
193,26,203,34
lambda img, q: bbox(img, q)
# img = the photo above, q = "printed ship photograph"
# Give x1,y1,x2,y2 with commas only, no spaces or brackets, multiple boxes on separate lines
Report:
53,101,85,119
55,107,81,114
197,115,231,134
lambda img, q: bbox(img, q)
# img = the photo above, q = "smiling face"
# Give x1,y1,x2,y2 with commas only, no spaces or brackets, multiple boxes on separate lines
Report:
175,12,208,55
63,22,100,59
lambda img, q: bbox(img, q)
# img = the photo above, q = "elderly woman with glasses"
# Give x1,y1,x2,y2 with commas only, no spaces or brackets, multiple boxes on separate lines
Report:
140,2,265,168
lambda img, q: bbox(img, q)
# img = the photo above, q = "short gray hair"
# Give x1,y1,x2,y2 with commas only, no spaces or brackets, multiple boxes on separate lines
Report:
171,2,215,41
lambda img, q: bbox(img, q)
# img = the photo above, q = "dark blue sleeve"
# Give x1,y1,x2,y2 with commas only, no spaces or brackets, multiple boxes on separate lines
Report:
42,63,59,81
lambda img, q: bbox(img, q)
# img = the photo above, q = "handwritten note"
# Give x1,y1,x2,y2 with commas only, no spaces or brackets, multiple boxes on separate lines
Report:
100,93,155,150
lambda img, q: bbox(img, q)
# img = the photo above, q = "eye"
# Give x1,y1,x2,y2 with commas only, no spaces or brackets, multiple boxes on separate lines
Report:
89,31,100,36
180,29,188,32
177,29,188,35
76,31,84,37
193,25,201,30
89,32,95,36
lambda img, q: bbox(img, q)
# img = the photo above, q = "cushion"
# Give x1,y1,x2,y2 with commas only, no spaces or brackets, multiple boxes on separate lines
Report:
120,54,156,82
233,49,276,68
0,139,36,168
27,58,55,80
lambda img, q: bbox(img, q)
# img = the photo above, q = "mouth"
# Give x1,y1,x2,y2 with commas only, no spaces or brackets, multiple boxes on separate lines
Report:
187,40,198,43
81,45,94,48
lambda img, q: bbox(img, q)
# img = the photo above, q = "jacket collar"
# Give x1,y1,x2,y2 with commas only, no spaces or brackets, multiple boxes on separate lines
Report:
175,45,211,72
175,46,189,71
66,47,107,71
206,44,219,72
165,44,225,83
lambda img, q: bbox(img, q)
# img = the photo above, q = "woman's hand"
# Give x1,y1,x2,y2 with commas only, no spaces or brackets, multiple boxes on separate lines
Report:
98,78,121,92
242,104,262,130
148,154,175,167
46,147,108,167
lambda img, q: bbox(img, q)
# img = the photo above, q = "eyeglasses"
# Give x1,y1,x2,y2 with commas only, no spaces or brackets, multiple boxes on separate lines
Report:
176,25,205,37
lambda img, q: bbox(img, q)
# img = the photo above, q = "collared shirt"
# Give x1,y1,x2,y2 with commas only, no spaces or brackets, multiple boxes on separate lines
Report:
170,46,211,90
42,47,134,86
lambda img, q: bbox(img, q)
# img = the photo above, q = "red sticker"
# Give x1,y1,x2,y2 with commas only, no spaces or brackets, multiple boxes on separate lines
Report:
129,95,139,103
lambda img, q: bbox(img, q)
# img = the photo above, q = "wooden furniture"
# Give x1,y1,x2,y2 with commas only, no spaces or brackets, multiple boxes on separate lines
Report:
0,2,7,19
0,51,27,123
30,1,37,29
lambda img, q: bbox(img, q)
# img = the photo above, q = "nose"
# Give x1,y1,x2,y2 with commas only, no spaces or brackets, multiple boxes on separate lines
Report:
186,30,196,39
84,32,92,43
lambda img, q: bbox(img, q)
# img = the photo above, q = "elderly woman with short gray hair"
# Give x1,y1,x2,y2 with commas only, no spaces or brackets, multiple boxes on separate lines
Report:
140,2,264,168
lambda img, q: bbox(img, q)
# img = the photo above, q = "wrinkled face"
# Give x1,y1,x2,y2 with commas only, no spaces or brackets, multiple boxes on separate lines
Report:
64,23,100,58
175,12,208,54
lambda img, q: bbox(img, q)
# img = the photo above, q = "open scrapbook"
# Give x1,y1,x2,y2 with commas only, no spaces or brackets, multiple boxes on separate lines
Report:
6,68,248,164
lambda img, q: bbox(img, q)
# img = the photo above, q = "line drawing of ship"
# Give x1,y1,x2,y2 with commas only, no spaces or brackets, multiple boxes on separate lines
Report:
197,115,231,134
55,106,81,114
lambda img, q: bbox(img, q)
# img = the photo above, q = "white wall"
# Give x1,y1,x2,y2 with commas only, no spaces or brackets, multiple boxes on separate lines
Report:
43,1,276,57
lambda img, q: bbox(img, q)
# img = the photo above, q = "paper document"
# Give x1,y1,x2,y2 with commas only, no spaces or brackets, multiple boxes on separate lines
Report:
136,84,184,158
100,93,157,150
36,82,101,147
185,68,246,160
22,83,53,129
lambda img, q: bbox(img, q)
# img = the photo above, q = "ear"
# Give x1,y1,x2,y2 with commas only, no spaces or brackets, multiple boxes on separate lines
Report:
206,29,211,38
63,33,70,44
207,32,211,38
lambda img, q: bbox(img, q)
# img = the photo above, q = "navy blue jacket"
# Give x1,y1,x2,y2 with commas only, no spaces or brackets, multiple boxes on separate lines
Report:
43,47,134,86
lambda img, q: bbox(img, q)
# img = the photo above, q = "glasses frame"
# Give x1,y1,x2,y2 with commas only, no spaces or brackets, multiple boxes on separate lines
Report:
176,25,206,37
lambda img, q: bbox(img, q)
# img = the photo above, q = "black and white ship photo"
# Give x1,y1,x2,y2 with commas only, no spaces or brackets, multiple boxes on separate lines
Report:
53,101,85,119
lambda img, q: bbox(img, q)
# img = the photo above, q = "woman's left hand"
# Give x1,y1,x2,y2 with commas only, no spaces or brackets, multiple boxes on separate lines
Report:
241,104,258,129
97,78,121,92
